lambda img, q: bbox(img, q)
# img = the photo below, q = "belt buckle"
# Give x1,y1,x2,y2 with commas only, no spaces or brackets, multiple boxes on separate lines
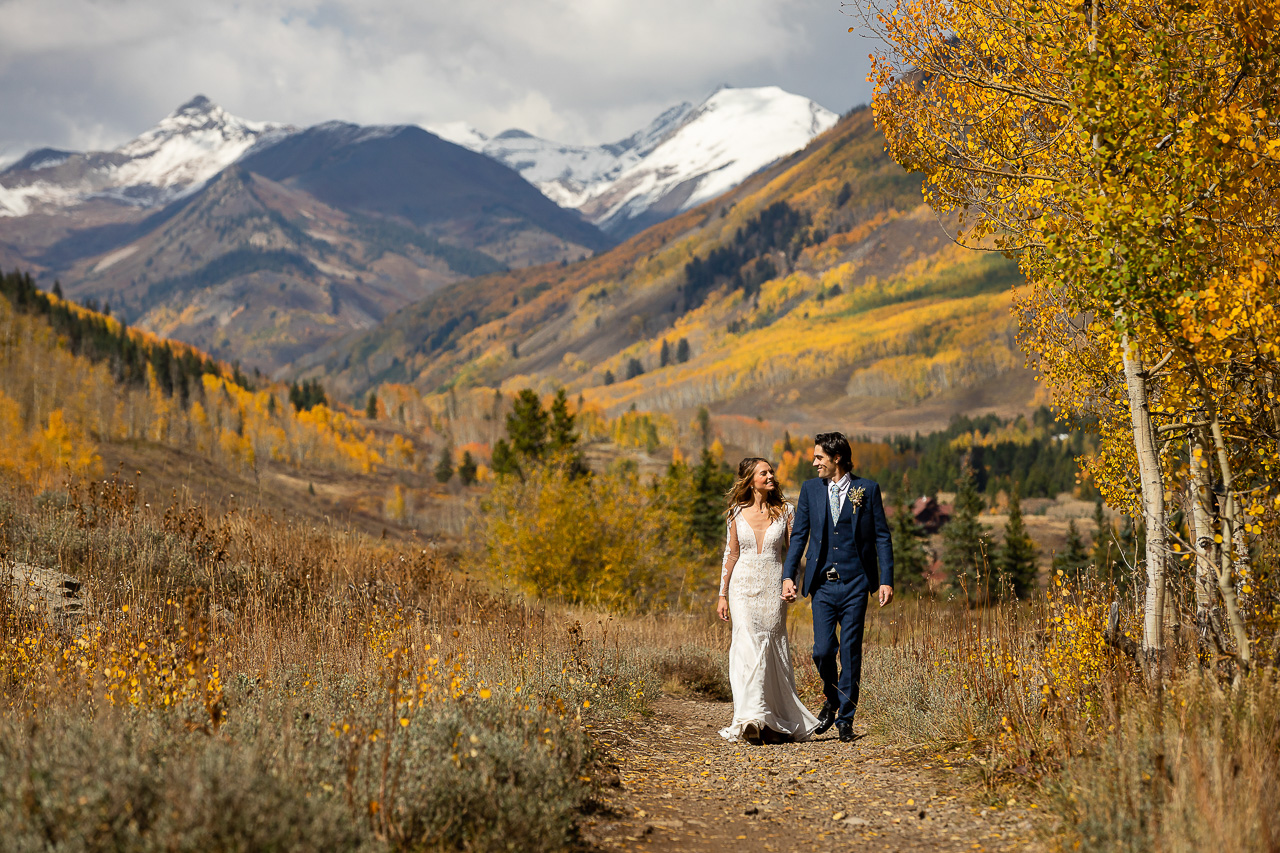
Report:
825,567,840,581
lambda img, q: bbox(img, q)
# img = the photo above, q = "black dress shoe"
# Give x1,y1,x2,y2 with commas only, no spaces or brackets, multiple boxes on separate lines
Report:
838,722,855,743
814,701,837,735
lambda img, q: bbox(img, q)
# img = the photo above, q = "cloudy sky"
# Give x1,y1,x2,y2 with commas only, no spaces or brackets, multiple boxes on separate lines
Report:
0,0,878,163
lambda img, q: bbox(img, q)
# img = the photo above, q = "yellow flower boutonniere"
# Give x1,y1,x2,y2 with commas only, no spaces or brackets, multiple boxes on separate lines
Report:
849,485,866,511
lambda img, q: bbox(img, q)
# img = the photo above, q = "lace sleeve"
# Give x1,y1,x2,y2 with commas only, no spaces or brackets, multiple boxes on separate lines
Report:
719,512,740,597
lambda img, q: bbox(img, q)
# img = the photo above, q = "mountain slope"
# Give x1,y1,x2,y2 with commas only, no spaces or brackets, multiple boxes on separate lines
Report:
0,96,289,216
237,122,612,260
440,87,839,239
0,97,614,372
50,165,514,370
301,107,1037,436
453,101,697,210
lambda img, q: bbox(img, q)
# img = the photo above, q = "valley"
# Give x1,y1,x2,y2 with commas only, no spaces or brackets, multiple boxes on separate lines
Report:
303,106,1036,439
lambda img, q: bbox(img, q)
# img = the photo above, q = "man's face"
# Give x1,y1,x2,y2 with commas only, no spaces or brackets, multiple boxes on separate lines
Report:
812,444,838,479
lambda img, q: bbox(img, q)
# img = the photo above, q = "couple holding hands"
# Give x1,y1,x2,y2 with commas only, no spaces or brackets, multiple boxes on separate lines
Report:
715,432,894,745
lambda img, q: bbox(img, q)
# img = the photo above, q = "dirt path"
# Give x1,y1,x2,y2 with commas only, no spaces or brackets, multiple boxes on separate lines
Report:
581,698,1049,852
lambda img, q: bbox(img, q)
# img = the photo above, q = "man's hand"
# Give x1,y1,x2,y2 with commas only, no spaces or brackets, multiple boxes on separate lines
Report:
717,596,730,622
781,578,797,602
877,584,894,607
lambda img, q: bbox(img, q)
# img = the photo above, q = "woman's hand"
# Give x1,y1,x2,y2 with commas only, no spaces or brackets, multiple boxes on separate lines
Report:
716,595,730,622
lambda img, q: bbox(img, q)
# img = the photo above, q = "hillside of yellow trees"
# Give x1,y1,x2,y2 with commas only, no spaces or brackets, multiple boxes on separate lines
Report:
301,106,1035,436
0,269,459,534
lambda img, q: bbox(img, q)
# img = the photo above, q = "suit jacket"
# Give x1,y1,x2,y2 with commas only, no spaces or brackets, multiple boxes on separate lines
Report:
783,475,894,597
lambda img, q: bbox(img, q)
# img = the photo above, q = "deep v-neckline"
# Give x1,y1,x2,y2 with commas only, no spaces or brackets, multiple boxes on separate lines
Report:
741,511,775,556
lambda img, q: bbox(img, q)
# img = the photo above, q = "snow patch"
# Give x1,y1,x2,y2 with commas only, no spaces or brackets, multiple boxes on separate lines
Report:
425,121,489,150
93,244,139,272
462,86,836,233
586,86,839,227
0,96,292,215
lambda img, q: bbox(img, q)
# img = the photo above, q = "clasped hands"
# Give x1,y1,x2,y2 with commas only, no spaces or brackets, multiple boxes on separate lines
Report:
720,580,894,622
778,578,893,606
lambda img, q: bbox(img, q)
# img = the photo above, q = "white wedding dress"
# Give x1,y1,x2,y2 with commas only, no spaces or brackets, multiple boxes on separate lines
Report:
718,506,819,743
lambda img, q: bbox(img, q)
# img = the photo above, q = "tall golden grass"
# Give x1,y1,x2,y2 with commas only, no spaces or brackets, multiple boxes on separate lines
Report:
3,465,1275,852
0,471,697,850
858,573,1279,853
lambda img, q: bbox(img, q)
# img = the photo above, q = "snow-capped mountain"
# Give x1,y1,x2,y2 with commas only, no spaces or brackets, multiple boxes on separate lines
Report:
435,101,696,210
0,96,290,216
4,87,835,237
433,87,838,237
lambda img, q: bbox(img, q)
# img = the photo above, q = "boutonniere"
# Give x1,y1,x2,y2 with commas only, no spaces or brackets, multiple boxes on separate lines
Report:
848,486,866,511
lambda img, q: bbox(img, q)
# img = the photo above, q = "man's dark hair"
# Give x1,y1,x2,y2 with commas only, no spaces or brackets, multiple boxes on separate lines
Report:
815,431,852,473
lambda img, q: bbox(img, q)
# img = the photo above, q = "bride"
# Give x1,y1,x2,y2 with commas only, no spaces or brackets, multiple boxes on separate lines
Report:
716,457,819,745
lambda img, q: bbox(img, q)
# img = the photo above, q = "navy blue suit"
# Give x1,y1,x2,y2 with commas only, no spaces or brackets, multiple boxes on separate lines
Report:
783,475,894,725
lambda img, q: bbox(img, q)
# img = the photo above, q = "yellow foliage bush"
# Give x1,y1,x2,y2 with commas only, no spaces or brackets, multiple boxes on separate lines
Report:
477,461,704,611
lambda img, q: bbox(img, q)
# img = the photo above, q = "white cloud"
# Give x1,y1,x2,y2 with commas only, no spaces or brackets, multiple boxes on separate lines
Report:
0,0,874,159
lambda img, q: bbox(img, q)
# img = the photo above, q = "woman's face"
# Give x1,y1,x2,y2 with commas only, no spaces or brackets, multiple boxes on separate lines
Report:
751,461,776,494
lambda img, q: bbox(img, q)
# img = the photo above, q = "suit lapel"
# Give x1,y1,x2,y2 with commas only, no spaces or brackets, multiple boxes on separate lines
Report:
820,479,832,538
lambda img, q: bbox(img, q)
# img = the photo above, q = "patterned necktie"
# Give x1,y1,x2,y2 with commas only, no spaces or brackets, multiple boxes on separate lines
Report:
829,481,840,525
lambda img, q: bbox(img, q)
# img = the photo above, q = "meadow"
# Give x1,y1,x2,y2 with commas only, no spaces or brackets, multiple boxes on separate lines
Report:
0,472,661,851
3,452,1275,851
2,267,1276,852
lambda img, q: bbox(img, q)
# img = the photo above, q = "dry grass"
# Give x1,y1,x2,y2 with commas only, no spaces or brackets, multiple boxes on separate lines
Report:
857,579,1280,853
4,470,1275,852
0,473,662,851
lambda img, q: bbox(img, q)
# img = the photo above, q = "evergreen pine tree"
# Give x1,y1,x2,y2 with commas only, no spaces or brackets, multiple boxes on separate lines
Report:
691,449,735,551
434,446,454,484
365,392,378,419
888,479,931,594
506,389,548,461
491,439,519,479
603,370,615,386
1052,519,1091,580
676,338,690,363
995,489,1039,599
458,451,478,486
660,339,671,367
548,388,576,451
696,407,711,449
547,387,589,478
943,468,991,606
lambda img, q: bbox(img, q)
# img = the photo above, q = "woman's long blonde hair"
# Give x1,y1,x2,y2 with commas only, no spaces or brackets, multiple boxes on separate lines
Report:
724,457,788,521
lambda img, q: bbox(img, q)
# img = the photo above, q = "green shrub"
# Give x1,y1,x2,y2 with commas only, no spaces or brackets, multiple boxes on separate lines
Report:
651,644,732,700
0,685,593,853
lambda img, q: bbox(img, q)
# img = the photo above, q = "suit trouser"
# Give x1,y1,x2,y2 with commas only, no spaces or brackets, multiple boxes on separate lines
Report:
811,571,869,725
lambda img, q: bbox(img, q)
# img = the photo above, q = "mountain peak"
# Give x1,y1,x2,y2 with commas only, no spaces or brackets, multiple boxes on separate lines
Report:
469,85,836,236
175,94,216,115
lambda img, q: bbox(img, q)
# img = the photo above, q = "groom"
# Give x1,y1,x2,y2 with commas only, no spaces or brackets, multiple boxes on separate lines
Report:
782,432,894,742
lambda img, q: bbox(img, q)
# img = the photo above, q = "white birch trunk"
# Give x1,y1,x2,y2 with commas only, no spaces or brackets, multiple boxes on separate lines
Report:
1120,335,1166,672
1190,437,1216,629
1208,416,1253,670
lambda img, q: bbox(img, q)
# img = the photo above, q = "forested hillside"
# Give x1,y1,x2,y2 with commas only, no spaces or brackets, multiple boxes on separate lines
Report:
304,106,1033,436
0,268,461,536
